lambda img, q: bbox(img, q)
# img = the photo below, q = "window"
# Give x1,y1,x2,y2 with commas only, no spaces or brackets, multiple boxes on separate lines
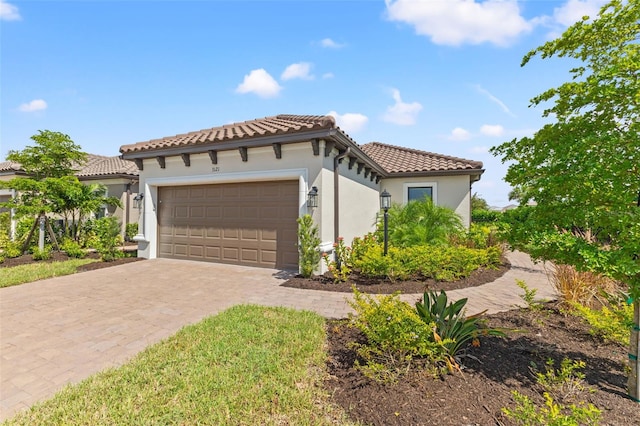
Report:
404,182,438,204
407,186,433,203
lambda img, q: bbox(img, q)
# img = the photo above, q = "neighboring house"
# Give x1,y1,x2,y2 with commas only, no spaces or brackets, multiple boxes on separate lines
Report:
120,114,484,270
0,155,140,239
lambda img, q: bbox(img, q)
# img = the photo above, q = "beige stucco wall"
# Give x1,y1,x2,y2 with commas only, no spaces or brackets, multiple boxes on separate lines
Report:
101,179,140,239
380,174,473,228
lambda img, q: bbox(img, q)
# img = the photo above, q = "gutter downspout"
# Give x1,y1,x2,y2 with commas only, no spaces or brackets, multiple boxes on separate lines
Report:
334,147,351,263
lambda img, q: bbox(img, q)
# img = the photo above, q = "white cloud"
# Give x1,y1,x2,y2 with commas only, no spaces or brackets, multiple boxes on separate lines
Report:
322,72,334,79
281,62,314,81
235,69,282,98
385,0,533,46
320,38,345,49
382,89,422,126
470,146,489,154
327,111,368,133
449,127,471,141
480,124,505,137
474,85,516,117
0,1,21,21
552,0,607,27
18,99,47,112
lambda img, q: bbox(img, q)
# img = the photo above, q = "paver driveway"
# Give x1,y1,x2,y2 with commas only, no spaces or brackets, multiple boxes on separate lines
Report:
0,252,555,421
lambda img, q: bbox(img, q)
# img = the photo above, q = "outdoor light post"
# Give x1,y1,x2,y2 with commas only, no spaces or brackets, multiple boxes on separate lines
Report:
380,189,391,256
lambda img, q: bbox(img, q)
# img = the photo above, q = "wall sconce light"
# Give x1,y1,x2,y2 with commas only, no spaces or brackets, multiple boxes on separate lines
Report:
133,193,144,209
307,186,318,208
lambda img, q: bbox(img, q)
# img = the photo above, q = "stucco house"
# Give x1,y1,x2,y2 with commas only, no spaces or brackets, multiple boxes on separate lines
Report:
120,114,483,270
0,155,140,239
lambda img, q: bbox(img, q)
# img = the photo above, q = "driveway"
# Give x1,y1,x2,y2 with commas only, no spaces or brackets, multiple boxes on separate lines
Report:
0,252,555,420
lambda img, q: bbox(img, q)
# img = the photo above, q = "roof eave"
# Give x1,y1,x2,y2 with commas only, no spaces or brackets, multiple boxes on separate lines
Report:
382,168,485,178
330,130,388,177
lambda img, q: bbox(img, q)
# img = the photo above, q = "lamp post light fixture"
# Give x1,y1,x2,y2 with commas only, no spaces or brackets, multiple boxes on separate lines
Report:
307,186,319,208
133,193,144,210
380,189,391,256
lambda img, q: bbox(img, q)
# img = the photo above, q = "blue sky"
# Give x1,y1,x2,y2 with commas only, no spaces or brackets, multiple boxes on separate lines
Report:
1,0,608,206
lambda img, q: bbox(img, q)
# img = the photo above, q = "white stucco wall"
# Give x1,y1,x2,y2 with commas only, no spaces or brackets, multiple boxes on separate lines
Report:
380,175,473,228
336,160,380,245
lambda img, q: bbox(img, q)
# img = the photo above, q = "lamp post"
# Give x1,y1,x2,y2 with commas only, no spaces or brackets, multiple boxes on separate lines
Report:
380,189,391,256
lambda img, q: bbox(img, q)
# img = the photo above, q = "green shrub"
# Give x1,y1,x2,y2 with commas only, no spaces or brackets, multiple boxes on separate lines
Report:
323,237,352,283
125,223,138,242
471,209,502,223
2,240,23,258
296,214,321,278
0,212,10,248
91,217,124,261
348,288,447,381
464,223,501,249
503,391,601,426
61,239,87,259
532,358,591,403
32,246,52,261
415,290,505,359
570,295,632,346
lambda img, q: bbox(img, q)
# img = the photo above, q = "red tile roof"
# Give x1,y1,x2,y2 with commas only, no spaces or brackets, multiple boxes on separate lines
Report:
120,114,338,154
0,155,138,179
0,161,23,173
360,142,483,174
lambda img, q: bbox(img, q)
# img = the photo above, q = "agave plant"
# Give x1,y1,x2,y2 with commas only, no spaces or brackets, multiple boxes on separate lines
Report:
415,290,505,358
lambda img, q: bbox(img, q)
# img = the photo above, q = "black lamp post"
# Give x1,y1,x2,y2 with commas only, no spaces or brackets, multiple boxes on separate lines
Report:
307,186,318,208
380,189,391,256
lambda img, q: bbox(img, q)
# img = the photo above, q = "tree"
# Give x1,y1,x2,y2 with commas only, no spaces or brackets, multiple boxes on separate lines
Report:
491,0,639,401
471,192,489,211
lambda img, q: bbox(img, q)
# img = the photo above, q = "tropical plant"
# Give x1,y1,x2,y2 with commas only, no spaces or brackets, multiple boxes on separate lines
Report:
382,197,464,247
91,217,124,261
296,214,321,278
490,0,640,400
415,290,505,361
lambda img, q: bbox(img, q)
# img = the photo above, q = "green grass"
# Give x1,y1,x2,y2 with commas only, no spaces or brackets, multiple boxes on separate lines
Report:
0,259,100,288
2,305,354,425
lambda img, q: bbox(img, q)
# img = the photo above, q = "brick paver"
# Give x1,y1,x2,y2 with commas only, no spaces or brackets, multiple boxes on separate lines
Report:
0,250,555,421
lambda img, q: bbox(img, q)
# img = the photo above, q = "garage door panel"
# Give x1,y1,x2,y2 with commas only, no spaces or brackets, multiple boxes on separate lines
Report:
158,181,299,269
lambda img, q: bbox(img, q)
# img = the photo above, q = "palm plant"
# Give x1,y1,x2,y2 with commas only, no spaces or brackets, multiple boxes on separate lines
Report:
383,197,464,247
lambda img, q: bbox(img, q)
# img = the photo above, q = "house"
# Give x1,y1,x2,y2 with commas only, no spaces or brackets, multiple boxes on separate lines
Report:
120,114,483,270
0,155,140,239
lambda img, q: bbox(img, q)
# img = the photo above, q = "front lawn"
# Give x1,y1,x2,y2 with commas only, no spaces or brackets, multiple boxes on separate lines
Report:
2,305,353,426
0,258,99,288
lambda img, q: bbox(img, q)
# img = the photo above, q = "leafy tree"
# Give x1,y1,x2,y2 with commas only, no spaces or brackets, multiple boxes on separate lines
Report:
491,0,639,400
383,197,464,247
6,130,87,180
471,193,489,211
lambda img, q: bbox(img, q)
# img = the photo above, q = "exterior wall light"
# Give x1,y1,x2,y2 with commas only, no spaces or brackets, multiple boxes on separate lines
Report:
380,189,391,256
133,193,144,209
307,186,318,208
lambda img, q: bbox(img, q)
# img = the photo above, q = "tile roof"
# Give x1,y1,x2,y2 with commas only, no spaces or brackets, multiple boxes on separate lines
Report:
0,155,138,179
120,114,338,154
360,142,483,174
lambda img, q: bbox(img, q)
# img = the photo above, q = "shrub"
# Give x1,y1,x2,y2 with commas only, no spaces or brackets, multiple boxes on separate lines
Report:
296,215,321,278
471,209,502,223
348,288,447,381
323,237,352,283
91,217,124,261
415,290,505,362
0,212,10,248
569,294,632,346
464,223,501,249
503,391,601,426
1,240,23,258
31,246,52,261
125,223,138,242
61,239,87,259
532,358,591,403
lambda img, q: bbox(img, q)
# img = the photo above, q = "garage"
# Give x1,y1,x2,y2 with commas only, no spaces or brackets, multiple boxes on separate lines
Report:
157,180,299,269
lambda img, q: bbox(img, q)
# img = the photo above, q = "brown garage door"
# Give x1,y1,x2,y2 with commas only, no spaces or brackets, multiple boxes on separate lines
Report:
158,181,299,269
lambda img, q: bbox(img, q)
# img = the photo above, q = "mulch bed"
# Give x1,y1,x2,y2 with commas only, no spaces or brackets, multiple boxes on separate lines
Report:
281,257,511,294
0,251,143,271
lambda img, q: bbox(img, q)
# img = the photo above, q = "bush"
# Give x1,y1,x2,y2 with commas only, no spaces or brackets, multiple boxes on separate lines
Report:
569,294,632,346
125,223,138,242
323,237,352,283
61,239,87,259
91,217,124,261
471,209,502,223
296,215,321,278
32,246,52,261
551,264,618,308
1,240,23,258
348,288,448,381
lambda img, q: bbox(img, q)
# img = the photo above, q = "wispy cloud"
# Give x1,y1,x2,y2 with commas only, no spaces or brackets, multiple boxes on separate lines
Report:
448,127,471,141
18,99,47,112
385,0,533,46
474,85,516,118
320,38,345,49
327,111,368,133
322,72,334,79
281,62,314,81
235,69,282,99
0,0,21,21
552,0,607,27
382,89,422,126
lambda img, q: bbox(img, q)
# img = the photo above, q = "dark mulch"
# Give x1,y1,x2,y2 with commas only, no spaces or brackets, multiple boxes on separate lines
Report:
0,251,143,271
326,304,639,425
281,257,511,294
